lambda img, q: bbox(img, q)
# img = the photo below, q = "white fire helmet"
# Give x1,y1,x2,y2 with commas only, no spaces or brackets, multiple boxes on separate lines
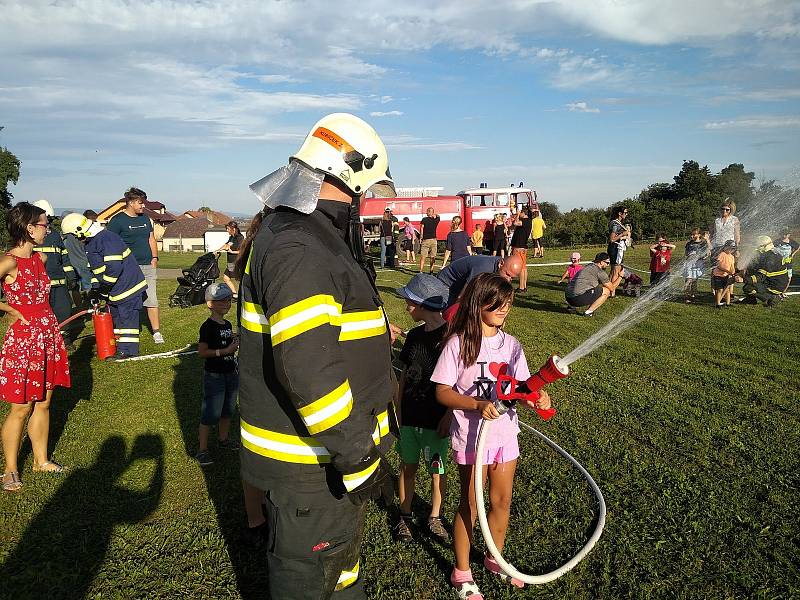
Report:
61,212,101,240
32,199,55,218
292,113,395,198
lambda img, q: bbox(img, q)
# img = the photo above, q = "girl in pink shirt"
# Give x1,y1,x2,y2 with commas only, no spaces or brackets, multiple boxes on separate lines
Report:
432,273,552,599
558,251,584,283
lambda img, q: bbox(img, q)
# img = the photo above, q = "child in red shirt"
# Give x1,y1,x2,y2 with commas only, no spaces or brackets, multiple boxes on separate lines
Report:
649,235,676,285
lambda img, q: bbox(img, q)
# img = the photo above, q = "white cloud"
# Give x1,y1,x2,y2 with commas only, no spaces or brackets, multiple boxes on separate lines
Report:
566,101,600,113
704,116,800,129
370,111,404,117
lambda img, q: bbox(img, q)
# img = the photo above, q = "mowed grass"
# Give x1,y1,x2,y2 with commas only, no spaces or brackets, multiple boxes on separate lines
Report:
1,246,798,599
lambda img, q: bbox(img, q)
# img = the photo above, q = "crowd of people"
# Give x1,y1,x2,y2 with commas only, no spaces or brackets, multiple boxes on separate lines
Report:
1,111,796,600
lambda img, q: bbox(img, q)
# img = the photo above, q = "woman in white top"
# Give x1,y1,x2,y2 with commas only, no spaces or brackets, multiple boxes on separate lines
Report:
711,200,741,253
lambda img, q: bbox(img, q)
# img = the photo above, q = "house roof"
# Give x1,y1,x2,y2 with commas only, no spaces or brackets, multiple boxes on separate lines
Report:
96,200,178,224
163,217,227,239
183,210,233,226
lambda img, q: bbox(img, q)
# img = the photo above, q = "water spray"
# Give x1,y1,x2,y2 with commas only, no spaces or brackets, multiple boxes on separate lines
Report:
474,356,606,585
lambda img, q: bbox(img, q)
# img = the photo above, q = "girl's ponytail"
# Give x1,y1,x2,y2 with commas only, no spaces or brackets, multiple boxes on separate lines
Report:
234,208,270,280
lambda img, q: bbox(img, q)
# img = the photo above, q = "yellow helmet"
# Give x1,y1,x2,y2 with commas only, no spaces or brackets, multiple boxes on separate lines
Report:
292,113,396,198
32,199,55,218
756,235,773,252
60,212,94,239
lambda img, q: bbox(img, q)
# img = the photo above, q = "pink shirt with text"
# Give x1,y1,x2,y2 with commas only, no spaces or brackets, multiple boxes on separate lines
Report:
431,332,532,452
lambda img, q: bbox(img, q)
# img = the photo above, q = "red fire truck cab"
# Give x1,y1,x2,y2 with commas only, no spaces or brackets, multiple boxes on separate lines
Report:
360,184,538,243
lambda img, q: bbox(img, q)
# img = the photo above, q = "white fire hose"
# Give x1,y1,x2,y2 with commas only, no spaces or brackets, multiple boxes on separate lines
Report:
474,411,606,584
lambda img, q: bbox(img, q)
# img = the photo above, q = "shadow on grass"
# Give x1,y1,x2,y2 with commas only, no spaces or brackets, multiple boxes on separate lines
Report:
17,334,95,468
2,434,164,597
172,352,269,599
512,293,571,314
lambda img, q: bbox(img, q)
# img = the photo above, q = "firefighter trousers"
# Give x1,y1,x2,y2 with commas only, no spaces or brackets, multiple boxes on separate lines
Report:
110,297,141,356
263,482,367,600
49,285,76,344
743,279,777,303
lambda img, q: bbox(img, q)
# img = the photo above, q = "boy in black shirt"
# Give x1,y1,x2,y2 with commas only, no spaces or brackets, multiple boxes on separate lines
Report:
196,282,239,466
394,273,452,544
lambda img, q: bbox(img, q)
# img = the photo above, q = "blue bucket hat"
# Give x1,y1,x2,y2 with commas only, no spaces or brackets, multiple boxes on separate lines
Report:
397,273,450,311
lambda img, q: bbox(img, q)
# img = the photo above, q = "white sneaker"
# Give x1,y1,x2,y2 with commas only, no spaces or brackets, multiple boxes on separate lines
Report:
153,331,165,344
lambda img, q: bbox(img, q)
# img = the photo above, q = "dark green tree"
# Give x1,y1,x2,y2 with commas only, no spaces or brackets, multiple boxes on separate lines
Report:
0,146,20,208
717,163,755,209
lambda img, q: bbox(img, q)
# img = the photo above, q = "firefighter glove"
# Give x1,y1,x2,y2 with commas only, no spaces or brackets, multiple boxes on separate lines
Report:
346,454,396,507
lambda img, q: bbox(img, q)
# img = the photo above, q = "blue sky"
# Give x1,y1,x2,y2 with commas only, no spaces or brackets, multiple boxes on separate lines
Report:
1,0,798,215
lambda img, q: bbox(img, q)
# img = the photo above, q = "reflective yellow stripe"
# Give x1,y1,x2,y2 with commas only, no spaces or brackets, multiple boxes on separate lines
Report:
240,419,331,464
118,337,139,343
269,294,342,346
297,381,353,435
241,300,269,333
339,308,387,341
104,248,131,262
759,268,787,277
335,561,359,591
114,328,139,334
102,274,119,283
108,279,147,302
61,248,69,255
92,265,106,274
371,409,390,444
343,457,380,492
33,246,57,253
90,277,99,284
50,278,66,286
63,265,74,272
244,252,252,276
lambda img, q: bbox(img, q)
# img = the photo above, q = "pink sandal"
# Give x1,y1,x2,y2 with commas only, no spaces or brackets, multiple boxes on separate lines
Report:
484,554,525,588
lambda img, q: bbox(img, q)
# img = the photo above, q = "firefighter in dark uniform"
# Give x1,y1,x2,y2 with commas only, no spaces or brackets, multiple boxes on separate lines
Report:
32,200,78,346
60,213,147,360
240,113,398,599
741,235,789,307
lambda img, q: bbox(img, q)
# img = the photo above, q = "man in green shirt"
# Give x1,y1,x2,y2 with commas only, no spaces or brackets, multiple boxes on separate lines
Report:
106,187,164,344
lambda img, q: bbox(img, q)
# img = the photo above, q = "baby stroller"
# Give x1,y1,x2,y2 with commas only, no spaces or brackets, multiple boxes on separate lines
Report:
168,252,220,308
621,267,643,297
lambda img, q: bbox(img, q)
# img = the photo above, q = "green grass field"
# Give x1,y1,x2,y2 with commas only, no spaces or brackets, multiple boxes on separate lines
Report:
1,246,798,599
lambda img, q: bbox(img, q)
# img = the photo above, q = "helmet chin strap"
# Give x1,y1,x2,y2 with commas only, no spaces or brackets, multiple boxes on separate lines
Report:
346,193,378,287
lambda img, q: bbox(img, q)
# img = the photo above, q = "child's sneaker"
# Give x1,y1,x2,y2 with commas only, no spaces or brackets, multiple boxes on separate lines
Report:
450,568,483,599
393,513,413,542
427,516,451,545
218,438,240,450
194,450,213,466
153,331,165,344
484,554,525,588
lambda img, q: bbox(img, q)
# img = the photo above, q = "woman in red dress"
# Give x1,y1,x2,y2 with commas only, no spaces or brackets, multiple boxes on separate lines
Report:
1,202,71,492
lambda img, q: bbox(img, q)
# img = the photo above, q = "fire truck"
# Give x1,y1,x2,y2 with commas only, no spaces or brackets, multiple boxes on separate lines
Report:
360,183,539,243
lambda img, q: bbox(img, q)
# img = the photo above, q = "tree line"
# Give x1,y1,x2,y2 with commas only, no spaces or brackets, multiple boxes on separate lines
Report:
538,161,797,247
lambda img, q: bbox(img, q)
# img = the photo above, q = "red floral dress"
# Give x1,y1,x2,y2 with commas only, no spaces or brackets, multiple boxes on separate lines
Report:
1,252,71,403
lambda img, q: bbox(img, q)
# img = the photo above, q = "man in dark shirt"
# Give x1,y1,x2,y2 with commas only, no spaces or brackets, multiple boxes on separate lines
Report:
510,207,532,292
107,187,164,343
437,254,524,319
419,207,440,273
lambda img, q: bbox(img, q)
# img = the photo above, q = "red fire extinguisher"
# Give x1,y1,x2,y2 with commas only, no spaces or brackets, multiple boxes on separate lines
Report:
58,303,117,360
92,306,116,361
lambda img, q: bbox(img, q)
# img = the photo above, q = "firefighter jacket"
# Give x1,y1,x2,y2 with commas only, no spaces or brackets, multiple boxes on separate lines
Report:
86,229,147,304
745,248,788,294
33,229,76,287
238,200,397,493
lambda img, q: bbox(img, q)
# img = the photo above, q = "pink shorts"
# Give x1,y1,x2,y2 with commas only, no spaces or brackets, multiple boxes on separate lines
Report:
453,438,520,466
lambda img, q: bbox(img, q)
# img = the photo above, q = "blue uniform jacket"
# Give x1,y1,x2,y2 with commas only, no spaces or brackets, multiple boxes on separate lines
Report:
86,229,147,304
33,229,76,287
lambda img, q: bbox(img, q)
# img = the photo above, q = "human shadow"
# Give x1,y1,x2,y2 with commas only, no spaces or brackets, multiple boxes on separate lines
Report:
512,294,571,314
1,434,164,599
172,352,269,599
17,334,94,468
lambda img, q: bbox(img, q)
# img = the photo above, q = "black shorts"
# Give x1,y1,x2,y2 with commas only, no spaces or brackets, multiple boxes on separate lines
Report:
532,238,542,249
711,275,733,291
566,284,604,307
607,243,623,266
492,236,506,252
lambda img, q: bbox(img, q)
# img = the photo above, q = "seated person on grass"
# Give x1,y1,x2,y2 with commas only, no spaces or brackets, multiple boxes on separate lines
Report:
565,252,613,316
393,273,453,545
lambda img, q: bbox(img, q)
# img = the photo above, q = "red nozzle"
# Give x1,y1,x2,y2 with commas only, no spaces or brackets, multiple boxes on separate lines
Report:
526,355,569,393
